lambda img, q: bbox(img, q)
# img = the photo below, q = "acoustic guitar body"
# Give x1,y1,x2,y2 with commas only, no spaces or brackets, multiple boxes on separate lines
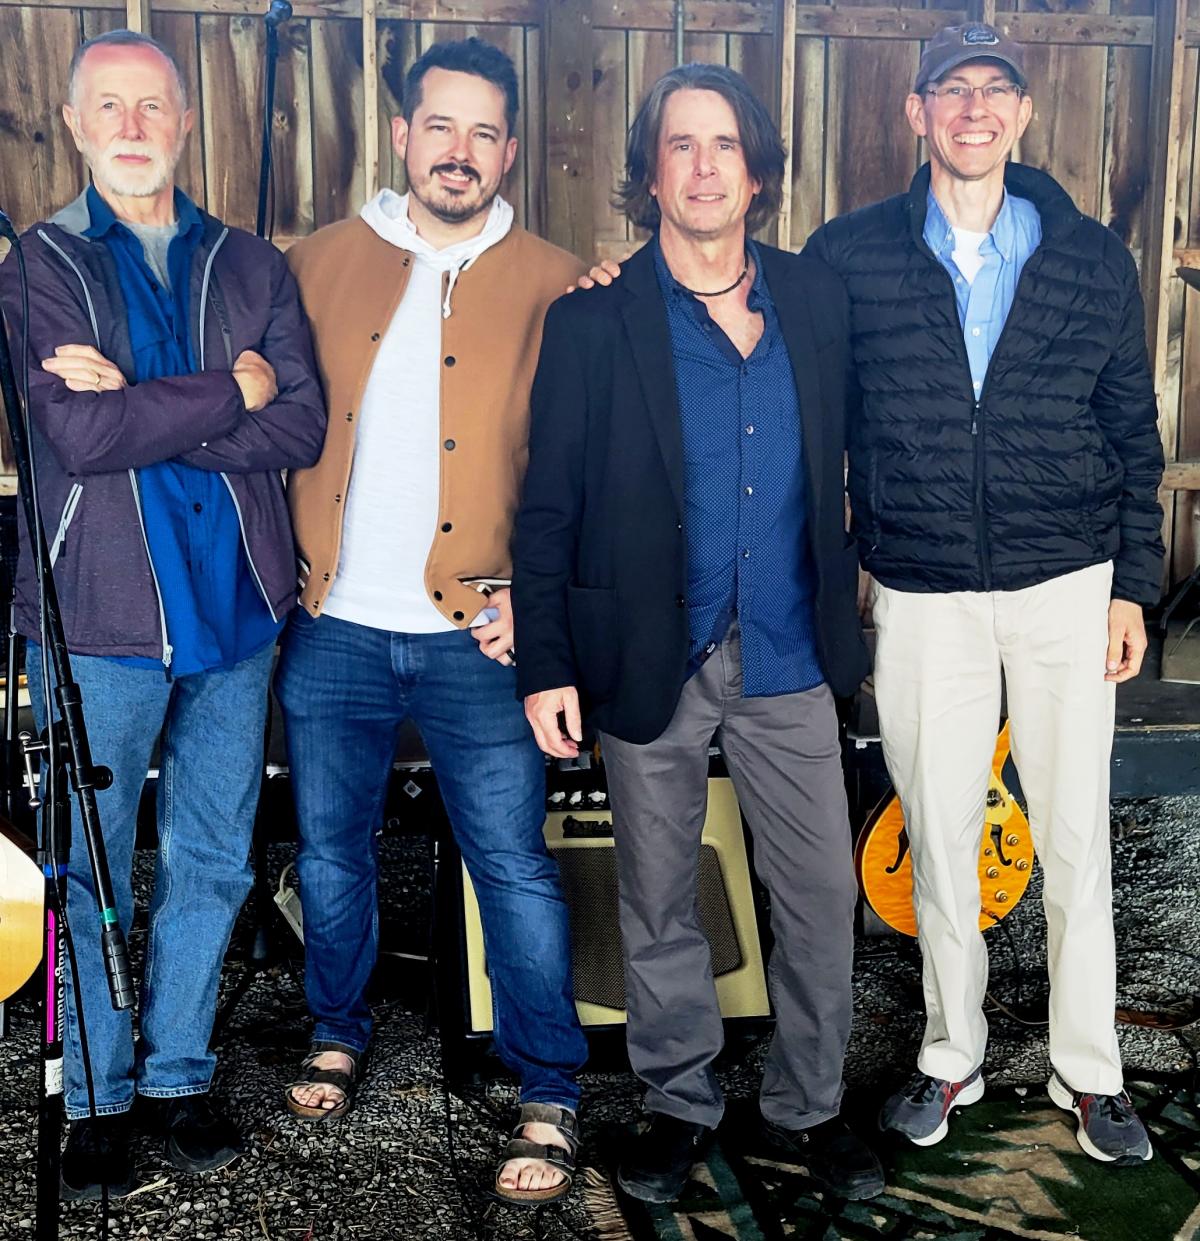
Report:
0,818,42,1002
854,723,1035,936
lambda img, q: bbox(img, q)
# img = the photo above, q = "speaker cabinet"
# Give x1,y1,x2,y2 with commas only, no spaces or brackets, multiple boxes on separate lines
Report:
460,777,769,1031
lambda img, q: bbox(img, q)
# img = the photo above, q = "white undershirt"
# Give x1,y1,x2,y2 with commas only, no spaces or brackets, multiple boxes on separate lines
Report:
951,226,988,285
322,191,512,633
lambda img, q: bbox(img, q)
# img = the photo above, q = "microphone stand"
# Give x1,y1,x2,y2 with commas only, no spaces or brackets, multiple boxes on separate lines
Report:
256,0,293,239
0,214,133,1241
212,0,294,1042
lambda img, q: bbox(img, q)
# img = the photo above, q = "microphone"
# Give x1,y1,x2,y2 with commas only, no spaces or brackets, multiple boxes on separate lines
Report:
0,209,17,243
264,0,292,27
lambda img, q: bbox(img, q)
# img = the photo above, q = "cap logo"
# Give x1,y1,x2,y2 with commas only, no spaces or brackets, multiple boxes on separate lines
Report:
963,26,999,45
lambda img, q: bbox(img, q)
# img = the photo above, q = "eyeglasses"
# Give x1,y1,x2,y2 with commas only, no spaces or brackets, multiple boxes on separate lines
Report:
925,82,1024,104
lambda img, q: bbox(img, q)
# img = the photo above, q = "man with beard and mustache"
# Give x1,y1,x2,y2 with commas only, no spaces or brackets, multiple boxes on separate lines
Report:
278,38,587,1203
0,30,325,1199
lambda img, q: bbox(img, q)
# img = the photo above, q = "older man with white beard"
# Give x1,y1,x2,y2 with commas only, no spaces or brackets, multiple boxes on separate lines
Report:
0,29,325,1199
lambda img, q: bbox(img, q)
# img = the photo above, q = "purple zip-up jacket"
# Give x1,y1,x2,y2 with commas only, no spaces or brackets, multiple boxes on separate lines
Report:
0,191,327,664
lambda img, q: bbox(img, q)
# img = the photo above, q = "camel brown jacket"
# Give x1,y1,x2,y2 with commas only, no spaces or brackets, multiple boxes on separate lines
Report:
286,217,583,628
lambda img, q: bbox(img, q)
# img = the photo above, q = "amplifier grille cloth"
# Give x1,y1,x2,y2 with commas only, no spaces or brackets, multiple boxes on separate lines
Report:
545,842,744,1011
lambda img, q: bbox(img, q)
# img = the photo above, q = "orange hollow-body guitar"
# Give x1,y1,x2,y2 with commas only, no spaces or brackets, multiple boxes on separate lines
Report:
0,816,41,1002
854,722,1034,936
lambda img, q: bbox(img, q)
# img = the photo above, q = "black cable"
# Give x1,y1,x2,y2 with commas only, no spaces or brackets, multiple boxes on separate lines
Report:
425,832,487,1241
10,228,109,1238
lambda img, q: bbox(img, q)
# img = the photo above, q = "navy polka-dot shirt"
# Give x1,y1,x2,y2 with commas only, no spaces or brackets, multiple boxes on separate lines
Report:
654,238,823,697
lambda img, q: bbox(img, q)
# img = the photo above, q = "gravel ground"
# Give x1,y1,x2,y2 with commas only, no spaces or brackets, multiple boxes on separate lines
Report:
1,793,1197,1240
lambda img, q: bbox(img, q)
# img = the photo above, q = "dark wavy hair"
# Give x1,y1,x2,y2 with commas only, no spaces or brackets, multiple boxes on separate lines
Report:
615,62,785,234
403,37,520,137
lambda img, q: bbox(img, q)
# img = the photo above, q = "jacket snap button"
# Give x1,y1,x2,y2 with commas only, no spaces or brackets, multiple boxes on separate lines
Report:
444,439,456,450
323,573,330,581
370,332,380,341
346,411,354,421
334,494,342,502
434,590,443,601
444,355,456,367
441,522,452,532
453,611,464,621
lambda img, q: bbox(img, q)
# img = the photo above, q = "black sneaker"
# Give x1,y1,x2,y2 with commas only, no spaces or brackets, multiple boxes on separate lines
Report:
764,1114,885,1200
60,1114,135,1202
138,1094,243,1173
616,1113,714,1204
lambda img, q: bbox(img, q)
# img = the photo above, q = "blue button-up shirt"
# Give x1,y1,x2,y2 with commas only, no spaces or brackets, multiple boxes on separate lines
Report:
655,238,822,698
923,189,1041,396
85,187,282,675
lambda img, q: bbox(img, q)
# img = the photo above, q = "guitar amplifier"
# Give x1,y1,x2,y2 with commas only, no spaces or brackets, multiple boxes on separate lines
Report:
459,777,770,1030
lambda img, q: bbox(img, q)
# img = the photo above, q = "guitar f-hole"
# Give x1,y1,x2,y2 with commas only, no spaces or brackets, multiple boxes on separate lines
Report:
991,823,1013,867
885,827,910,875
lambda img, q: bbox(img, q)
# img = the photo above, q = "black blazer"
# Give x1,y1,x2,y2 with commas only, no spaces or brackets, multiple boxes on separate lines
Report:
512,240,869,745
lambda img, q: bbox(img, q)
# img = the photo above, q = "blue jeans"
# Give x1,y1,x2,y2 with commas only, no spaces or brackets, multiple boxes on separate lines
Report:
27,641,274,1119
274,611,585,1108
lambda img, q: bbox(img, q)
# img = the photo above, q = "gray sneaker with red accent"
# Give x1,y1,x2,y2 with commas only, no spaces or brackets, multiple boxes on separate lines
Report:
1048,1072,1152,1166
879,1067,985,1147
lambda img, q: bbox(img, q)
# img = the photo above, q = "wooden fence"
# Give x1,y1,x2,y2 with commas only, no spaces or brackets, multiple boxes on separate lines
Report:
1,0,1198,587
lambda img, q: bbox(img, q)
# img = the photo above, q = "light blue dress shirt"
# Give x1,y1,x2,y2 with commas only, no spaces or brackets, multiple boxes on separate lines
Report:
923,189,1042,397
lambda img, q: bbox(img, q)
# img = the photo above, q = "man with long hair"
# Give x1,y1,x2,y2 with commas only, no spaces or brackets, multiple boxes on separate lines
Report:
514,63,883,1204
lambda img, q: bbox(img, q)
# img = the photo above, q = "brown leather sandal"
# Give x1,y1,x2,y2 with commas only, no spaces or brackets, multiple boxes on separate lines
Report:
493,1102,580,1205
284,1041,365,1121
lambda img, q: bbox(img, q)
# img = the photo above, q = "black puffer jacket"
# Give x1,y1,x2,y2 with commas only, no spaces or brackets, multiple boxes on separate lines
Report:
805,162,1164,606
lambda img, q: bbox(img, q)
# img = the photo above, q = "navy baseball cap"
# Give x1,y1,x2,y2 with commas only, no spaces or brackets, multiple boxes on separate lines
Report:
914,24,1028,93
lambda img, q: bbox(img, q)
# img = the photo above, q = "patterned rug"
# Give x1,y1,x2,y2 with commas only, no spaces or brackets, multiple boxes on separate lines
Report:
581,1077,1200,1241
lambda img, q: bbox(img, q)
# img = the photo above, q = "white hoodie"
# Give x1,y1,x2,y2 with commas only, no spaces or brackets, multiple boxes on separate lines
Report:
322,191,514,634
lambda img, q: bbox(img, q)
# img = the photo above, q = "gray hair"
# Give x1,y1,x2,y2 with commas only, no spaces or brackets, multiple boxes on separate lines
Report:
68,30,188,109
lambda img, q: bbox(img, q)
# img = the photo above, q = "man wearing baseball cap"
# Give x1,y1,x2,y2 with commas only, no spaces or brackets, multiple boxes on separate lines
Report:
805,25,1162,1164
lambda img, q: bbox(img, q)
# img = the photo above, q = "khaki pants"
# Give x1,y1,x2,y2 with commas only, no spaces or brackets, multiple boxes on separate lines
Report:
872,562,1123,1094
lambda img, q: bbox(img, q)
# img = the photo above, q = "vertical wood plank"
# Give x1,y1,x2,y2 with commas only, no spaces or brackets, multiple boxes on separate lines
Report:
0,8,84,232
592,27,627,245
825,29,919,218
126,0,152,35
1170,45,1199,581
377,19,415,194
775,0,797,251
362,0,378,203
1015,30,1107,219
1142,0,1187,393
310,18,365,228
543,0,595,259
525,24,544,234
789,36,826,248
1102,0,1154,257
152,12,206,209
199,14,313,237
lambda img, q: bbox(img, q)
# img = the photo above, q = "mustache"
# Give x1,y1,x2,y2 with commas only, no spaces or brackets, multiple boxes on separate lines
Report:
430,161,481,184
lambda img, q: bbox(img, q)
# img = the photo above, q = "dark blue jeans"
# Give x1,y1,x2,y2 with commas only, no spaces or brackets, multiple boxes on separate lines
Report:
274,611,585,1108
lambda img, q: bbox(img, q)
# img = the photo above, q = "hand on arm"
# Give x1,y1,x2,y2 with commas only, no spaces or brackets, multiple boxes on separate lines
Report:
524,687,582,759
231,349,278,412
1105,599,1148,683
41,344,126,393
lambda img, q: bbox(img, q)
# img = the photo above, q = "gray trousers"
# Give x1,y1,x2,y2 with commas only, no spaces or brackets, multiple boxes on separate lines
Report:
599,626,857,1130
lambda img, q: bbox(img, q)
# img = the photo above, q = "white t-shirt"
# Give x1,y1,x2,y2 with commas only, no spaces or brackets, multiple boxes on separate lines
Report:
321,191,513,633
951,227,988,285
